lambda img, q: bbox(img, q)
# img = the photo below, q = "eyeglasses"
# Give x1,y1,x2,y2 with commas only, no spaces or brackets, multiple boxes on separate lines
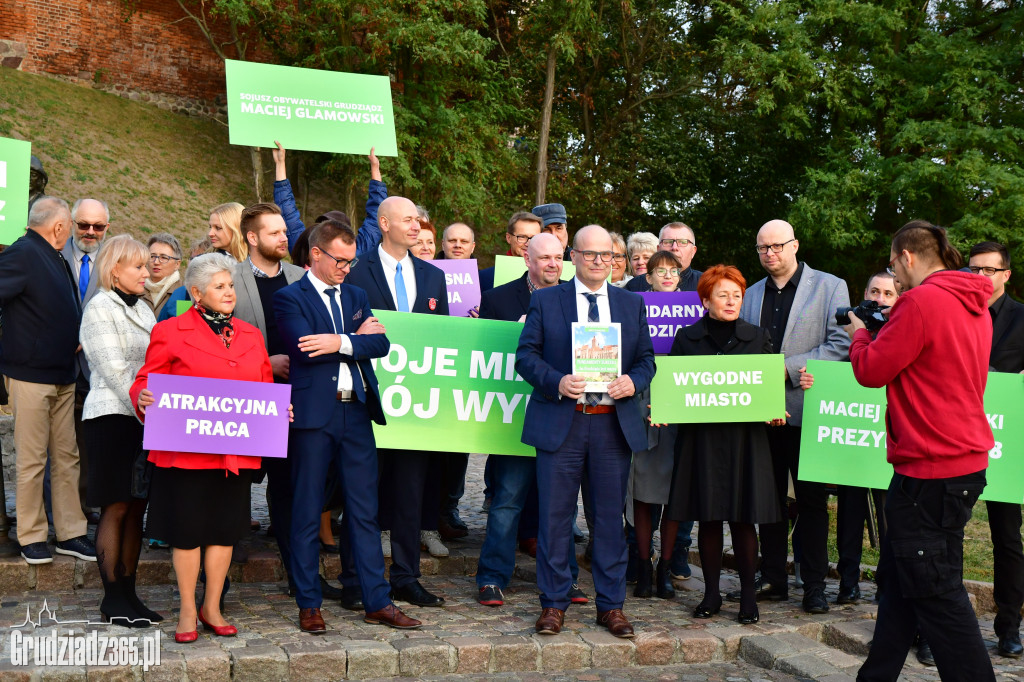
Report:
149,253,181,264
76,222,108,232
968,266,1009,276
660,238,694,248
886,253,902,277
317,248,358,270
652,267,682,277
510,234,533,245
574,250,615,263
611,253,626,263
754,239,796,255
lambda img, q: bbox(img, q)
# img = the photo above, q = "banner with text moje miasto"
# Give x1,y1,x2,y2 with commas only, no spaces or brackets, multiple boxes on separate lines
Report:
492,254,575,288
224,59,397,156
797,359,1024,504
0,136,31,246
649,353,786,424
370,311,534,456
428,258,481,317
638,291,705,354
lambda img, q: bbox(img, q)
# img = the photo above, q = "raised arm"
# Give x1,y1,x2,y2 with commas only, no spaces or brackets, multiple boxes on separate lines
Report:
273,141,307,251
356,147,386,257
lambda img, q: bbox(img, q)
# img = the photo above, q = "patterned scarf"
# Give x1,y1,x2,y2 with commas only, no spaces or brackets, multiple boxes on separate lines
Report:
195,300,235,348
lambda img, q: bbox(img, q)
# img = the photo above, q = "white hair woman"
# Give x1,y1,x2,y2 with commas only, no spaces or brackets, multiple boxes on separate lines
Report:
80,234,158,626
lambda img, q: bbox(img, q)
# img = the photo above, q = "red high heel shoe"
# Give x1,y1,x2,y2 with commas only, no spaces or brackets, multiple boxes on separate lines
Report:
198,607,237,637
174,617,198,643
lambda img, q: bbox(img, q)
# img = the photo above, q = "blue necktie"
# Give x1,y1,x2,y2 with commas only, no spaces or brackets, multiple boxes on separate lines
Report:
325,288,366,403
394,262,410,312
584,293,600,406
79,254,90,300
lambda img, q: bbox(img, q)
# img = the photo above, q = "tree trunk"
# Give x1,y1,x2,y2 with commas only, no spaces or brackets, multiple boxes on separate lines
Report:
250,147,265,202
535,46,558,206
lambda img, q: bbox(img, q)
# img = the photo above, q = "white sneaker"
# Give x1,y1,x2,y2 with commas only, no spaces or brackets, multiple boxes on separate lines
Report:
382,530,392,558
420,530,449,557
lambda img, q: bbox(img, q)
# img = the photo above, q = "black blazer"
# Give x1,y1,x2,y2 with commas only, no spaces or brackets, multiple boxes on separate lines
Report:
479,272,531,322
670,315,773,359
345,248,449,315
990,293,1024,373
0,230,81,384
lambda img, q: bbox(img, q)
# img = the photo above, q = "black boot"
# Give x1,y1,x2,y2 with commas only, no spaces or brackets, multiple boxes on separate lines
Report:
99,576,148,628
121,576,163,622
633,558,653,598
656,559,675,599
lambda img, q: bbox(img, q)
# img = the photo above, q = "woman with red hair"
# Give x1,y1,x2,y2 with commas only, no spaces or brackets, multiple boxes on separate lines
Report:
660,265,783,624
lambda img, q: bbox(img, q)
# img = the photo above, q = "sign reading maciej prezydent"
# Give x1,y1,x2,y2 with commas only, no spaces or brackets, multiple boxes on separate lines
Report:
638,291,705,354
142,374,292,458
649,354,786,424
224,59,398,156
0,136,31,246
798,359,1024,504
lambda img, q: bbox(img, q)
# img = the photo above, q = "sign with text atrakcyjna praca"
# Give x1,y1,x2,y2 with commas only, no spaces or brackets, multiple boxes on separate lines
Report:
572,323,621,392
224,59,398,156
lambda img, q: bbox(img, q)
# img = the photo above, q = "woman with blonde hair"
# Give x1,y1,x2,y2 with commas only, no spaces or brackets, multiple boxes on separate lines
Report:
80,235,159,626
208,202,247,261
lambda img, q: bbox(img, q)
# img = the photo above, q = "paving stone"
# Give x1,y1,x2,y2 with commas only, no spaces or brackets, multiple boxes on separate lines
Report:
39,665,86,680
634,630,676,665
85,665,137,680
490,635,540,672
34,556,76,591
823,620,875,655
142,650,185,681
280,640,346,681
775,651,845,678
579,631,635,668
229,644,288,681
446,636,492,674
180,647,230,682
344,640,398,679
534,633,590,670
738,632,820,669
0,560,34,592
392,637,455,675
671,628,722,663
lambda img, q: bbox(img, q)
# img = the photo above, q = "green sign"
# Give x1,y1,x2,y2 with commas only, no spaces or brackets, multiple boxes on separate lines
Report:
798,359,1024,504
370,311,533,456
493,254,575,288
0,136,31,245
177,300,191,316
649,354,786,423
224,59,398,156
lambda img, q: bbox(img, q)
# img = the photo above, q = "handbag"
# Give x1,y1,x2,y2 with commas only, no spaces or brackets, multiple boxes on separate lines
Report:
131,446,154,499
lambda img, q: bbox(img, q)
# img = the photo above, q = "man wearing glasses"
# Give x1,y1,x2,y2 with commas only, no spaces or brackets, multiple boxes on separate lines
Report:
625,222,702,292
966,241,1024,659
517,225,655,639
735,219,850,615
480,211,542,292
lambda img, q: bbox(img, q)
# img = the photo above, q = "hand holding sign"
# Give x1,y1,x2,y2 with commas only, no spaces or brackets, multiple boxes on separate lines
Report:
138,388,155,414
559,374,587,400
607,374,636,399
799,366,814,390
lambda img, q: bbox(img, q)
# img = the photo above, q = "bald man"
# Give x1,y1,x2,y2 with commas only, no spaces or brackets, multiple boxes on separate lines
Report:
441,223,476,260
733,219,850,615
345,196,451,609
516,225,655,638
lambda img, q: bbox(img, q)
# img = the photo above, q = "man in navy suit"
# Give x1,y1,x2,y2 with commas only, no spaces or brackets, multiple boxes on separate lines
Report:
274,220,420,634
516,225,656,638
345,196,450,608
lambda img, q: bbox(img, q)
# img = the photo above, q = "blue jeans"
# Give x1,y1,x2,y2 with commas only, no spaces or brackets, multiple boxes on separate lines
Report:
477,455,578,589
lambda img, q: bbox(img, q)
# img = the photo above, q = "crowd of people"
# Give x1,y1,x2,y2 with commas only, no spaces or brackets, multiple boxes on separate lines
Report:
0,146,1019,680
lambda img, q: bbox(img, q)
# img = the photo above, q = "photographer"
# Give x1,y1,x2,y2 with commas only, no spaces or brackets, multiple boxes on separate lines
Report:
846,221,995,682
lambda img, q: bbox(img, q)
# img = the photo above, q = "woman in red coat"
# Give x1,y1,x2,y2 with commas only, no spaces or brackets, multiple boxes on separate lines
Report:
131,254,272,643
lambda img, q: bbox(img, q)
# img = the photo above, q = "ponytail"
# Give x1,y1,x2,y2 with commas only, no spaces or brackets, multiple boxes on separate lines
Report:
892,220,962,271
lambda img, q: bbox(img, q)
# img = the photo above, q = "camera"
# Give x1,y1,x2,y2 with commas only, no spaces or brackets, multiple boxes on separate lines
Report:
836,300,888,333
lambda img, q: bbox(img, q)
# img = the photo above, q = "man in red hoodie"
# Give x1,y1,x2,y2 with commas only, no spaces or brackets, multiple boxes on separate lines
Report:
846,220,995,681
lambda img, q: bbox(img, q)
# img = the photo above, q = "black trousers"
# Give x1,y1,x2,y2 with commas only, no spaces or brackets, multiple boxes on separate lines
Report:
987,500,1024,638
440,453,469,517
262,457,294,587
857,470,994,682
759,425,830,593
378,449,437,588
836,486,887,590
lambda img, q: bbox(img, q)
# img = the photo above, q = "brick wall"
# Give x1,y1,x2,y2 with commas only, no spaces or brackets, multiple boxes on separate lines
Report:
1,0,238,103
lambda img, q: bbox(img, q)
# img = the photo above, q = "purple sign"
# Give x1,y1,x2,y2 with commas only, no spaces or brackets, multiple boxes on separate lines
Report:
142,374,291,458
428,258,482,317
640,291,705,354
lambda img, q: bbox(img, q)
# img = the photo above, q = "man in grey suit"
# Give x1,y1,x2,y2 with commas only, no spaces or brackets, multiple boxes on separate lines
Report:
62,198,110,522
232,202,305,594
734,219,851,614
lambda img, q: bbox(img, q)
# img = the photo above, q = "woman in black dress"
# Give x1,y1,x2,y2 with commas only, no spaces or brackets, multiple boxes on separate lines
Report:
660,265,784,624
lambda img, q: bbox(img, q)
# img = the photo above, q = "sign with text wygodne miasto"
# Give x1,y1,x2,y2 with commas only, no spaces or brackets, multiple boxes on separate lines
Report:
142,374,292,458
650,354,786,423
225,60,398,156
0,136,31,246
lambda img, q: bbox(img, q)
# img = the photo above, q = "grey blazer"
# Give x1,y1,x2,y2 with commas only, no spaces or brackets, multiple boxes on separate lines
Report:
232,261,306,347
61,240,100,306
740,263,851,425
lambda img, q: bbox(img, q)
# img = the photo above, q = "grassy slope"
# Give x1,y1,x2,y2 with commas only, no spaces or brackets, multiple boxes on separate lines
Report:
0,68,342,246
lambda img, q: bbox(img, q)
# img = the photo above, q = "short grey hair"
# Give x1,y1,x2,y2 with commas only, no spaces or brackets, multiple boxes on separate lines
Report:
659,221,694,242
626,231,658,257
184,253,236,296
148,233,183,260
27,196,70,229
71,198,110,223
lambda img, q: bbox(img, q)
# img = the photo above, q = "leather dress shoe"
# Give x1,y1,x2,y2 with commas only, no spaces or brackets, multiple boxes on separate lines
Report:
597,609,635,638
364,603,421,629
693,598,722,619
298,607,326,634
319,576,345,600
535,607,564,634
340,586,364,611
802,588,830,614
726,577,787,603
438,517,469,540
392,581,445,607
738,606,760,625
916,640,936,666
836,584,861,604
998,632,1023,658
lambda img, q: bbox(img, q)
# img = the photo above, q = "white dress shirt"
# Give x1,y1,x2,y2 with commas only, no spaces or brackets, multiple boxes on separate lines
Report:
306,270,365,392
377,245,417,311
573,277,615,404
